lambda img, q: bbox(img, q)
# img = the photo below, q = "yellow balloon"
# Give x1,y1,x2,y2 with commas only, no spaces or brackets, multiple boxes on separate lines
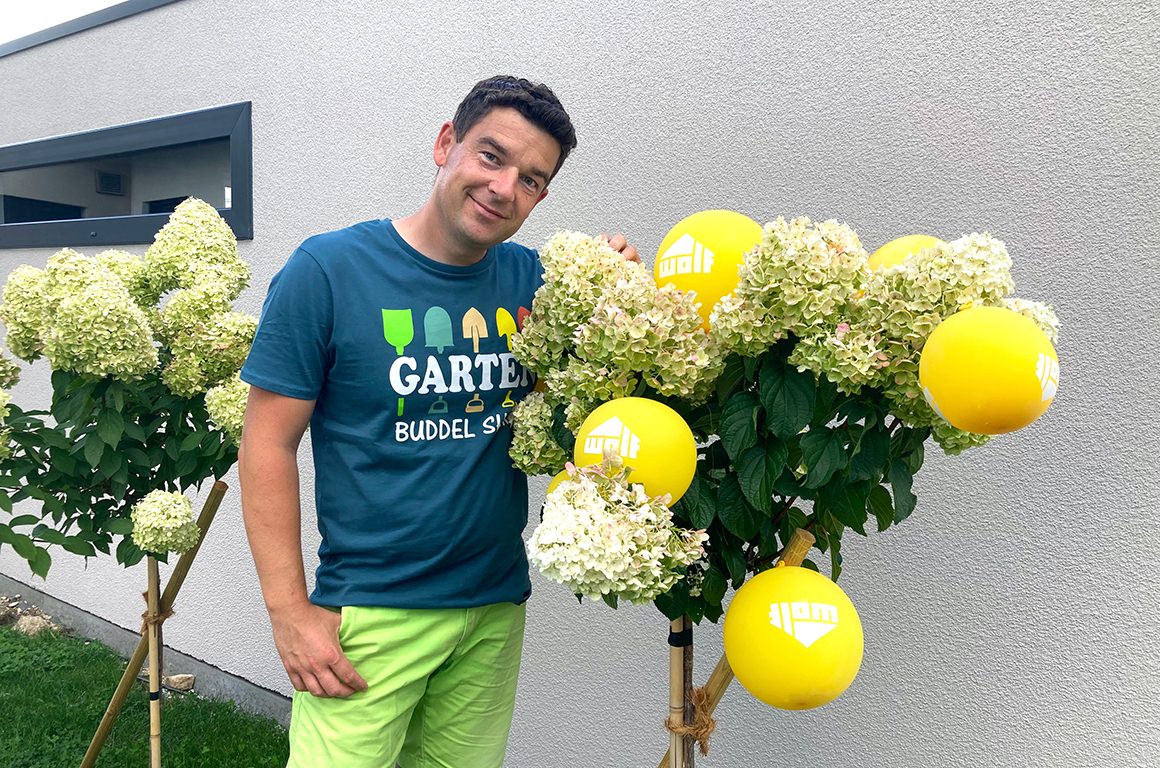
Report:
723,565,864,710
655,210,763,330
546,470,570,495
573,397,697,503
867,234,942,271
919,306,1059,434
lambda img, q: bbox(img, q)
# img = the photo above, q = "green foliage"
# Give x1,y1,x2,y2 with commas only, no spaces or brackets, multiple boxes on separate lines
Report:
0,624,287,767
551,340,930,626
0,370,236,575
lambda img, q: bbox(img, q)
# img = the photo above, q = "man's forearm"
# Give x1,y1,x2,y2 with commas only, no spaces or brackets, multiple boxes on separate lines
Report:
239,442,310,613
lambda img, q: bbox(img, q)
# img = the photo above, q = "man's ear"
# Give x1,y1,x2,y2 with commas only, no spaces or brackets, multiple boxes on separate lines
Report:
433,121,456,167
535,187,549,204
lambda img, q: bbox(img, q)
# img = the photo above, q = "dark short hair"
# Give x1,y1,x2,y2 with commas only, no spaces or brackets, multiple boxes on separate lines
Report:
452,75,577,180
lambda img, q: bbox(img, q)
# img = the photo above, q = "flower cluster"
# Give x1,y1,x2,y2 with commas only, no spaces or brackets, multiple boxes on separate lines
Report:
527,456,708,604
0,249,158,379
130,490,201,555
205,373,250,446
711,217,869,358
0,198,255,401
512,231,721,439
509,391,568,476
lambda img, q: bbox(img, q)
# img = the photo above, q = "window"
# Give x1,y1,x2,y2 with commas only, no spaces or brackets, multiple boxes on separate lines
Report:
0,102,252,249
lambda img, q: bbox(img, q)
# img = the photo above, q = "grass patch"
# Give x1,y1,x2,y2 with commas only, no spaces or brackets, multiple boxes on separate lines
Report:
0,624,289,768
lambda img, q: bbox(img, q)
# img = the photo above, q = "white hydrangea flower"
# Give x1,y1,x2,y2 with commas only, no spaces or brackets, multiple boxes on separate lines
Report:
1004,297,1061,344
527,456,708,604
205,373,249,445
130,490,201,555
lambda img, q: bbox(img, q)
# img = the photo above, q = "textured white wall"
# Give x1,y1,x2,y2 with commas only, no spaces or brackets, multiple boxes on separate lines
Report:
2,0,1158,765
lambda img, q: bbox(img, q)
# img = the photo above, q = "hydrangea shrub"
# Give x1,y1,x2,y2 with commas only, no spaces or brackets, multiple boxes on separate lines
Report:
0,199,252,575
512,219,1060,622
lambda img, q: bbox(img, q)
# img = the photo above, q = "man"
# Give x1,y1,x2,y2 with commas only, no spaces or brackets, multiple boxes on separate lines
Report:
239,75,636,767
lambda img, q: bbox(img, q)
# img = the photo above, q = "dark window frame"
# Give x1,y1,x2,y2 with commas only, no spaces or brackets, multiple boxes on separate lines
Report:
0,102,252,249
0,1,185,59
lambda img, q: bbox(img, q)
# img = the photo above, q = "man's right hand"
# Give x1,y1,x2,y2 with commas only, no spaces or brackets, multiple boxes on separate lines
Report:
269,601,368,698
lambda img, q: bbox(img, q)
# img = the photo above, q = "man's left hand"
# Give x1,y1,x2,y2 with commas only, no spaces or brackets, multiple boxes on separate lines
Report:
600,233,640,263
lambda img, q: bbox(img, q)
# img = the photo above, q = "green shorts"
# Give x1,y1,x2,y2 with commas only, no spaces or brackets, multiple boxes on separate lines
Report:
287,601,527,768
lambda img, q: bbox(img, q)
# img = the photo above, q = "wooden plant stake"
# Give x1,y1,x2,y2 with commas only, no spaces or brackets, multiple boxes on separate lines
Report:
79,481,228,768
658,528,816,768
146,555,162,767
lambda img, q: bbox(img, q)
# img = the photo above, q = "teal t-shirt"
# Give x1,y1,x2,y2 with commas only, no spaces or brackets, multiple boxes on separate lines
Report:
240,219,543,608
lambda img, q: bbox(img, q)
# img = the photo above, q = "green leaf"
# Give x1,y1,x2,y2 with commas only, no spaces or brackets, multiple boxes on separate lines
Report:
829,532,843,581
700,566,727,606
653,581,690,621
83,437,105,470
819,480,870,535
29,547,51,578
550,404,575,455
601,593,619,609
181,431,204,452
104,517,134,535
115,535,145,567
736,442,786,513
0,491,11,513
716,355,747,405
97,409,125,447
722,546,747,587
800,428,847,488
174,452,198,478
849,425,889,481
759,358,816,439
98,448,122,480
717,475,761,540
123,419,148,444
7,514,39,528
62,536,96,557
890,460,917,522
868,484,894,532
810,374,840,426
703,602,724,623
673,473,715,529
11,532,36,561
686,598,706,624
720,392,759,462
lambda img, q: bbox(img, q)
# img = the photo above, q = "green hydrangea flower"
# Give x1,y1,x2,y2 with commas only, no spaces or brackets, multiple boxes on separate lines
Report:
130,490,201,555
205,373,249,445
509,391,568,476
142,198,249,301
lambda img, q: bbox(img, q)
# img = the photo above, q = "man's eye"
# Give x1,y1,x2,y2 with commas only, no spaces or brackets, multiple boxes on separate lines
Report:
481,152,499,164
521,176,539,191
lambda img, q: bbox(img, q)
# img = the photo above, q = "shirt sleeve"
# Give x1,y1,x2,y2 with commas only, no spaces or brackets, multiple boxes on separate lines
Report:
240,246,333,400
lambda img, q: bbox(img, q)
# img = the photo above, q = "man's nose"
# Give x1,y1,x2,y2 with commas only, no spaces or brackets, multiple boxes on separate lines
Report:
488,168,518,201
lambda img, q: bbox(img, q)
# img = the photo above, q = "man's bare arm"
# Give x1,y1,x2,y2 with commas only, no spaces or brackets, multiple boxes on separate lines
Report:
239,385,367,698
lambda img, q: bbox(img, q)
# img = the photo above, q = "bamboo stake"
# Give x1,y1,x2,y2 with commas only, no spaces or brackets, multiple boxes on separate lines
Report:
147,556,162,768
667,616,686,768
79,481,227,768
658,528,816,768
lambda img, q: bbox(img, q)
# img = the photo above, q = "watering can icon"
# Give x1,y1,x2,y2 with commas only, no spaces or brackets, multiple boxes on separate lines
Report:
424,307,454,353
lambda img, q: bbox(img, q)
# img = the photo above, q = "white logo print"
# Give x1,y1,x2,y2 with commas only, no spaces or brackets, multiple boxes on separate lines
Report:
1036,354,1059,402
583,417,641,459
657,233,715,278
769,601,839,648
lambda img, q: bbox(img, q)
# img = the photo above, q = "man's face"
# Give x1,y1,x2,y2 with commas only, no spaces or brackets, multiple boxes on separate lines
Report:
432,107,561,251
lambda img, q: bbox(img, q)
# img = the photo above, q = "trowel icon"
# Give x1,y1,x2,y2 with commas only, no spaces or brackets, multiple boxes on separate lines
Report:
462,307,488,353
424,307,454,353
496,308,517,351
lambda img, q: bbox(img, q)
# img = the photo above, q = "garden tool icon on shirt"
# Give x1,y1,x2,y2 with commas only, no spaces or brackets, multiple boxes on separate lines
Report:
429,396,449,415
462,307,488,353
466,393,485,413
495,308,518,351
424,307,454,353
382,309,414,417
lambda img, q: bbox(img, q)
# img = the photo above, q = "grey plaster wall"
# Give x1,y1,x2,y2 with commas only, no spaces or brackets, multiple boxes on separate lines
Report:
1,0,1157,765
